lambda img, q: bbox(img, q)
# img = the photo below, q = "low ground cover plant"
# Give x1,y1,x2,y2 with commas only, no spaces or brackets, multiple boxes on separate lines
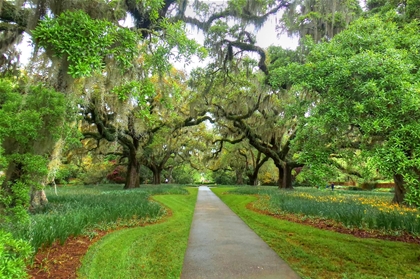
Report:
231,186,420,234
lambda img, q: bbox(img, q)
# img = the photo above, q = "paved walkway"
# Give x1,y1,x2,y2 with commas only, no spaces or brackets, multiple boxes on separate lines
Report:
181,186,301,279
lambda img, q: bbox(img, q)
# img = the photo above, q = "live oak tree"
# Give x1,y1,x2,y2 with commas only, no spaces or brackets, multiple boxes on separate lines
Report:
0,0,206,198
286,15,420,205
184,0,363,189
189,55,305,189
211,140,269,185
0,4,141,210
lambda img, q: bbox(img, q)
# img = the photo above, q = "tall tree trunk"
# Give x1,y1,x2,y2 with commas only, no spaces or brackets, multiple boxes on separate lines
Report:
277,162,293,189
167,166,173,183
247,171,259,186
125,156,140,189
236,169,244,185
282,163,293,189
276,163,284,188
392,174,405,204
152,168,161,185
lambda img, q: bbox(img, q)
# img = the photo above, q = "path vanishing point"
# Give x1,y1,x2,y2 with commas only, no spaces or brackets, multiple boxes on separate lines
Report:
181,186,301,279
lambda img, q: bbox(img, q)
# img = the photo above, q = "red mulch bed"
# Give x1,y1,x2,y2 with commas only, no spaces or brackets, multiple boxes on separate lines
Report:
28,232,108,279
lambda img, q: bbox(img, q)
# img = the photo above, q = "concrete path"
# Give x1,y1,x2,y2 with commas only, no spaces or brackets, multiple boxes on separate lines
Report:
181,186,301,279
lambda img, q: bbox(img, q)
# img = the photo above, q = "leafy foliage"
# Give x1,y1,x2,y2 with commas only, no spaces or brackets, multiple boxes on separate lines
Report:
284,15,420,206
106,165,127,184
0,78,71,222
0,230,31,279
32,10,138,78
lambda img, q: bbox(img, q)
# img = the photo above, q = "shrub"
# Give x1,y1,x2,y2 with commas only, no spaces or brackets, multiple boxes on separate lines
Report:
212,170,235,185
0,230,32,279
55,163,79,184
77,156,115,184
106,166,127,184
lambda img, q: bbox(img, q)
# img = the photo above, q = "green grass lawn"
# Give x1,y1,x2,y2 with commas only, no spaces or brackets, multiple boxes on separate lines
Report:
212,187,420,279
77,187,197,279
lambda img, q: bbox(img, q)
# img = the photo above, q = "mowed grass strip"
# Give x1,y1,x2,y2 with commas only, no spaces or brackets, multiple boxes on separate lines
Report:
77,187,197,279
212,188,420,279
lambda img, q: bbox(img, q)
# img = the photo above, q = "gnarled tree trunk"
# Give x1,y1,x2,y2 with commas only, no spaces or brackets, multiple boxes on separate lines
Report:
236,169,244,185
247,155,268,186
125,156,140,189
247,172,259,186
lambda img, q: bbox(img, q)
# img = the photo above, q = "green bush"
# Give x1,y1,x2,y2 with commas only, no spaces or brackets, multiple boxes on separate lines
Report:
55,163,79,184
0,230,31,279
212,170,235,185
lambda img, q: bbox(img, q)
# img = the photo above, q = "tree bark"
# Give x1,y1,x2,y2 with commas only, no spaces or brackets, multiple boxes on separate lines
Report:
167,166,173,183
30,187,48,210
277,162,293,189
247,155,268,186
124,156,140,189
282,163,294,189
247,172,259,186
152,168,162,185
392,174,405,204
236,169,244,185
276,163,283,188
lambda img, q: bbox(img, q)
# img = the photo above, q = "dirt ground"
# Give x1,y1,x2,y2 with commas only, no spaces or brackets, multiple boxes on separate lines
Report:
27,202,419,279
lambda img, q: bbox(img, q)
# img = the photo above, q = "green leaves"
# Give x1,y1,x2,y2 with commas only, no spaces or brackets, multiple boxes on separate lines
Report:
0,230,32,279
285,14,420,206
0,78,74,222
142,19,207,74
32,11,138,78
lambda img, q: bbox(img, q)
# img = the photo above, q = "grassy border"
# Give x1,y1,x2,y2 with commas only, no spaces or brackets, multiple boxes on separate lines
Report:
77,188,197,279
212,187,420,279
